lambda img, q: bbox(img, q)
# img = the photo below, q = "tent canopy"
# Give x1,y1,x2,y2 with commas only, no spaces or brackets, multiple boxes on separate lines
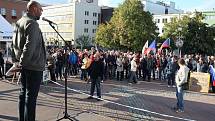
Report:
0,15,13,40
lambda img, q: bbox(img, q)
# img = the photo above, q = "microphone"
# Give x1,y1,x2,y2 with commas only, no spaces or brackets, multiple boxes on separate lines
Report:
42,17,57,25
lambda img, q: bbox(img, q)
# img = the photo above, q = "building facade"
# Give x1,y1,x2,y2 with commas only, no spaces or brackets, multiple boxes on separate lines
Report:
99,0,183,36
0,0,28,24
100,6,114,24
142,0,183,15
202,10,215,26
39,0,100,46
153,13,188,36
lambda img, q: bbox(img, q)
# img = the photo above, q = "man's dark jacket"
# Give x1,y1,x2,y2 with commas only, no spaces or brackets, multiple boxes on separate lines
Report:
11,13,46,71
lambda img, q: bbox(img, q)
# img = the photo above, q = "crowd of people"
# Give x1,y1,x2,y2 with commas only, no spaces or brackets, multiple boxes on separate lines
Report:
46,47,215,86
45,46,215,112
5,1,213,120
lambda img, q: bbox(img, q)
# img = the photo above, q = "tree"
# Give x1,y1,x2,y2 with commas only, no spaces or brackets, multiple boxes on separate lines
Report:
95,23,116,49
163,12,215,55
76,35,91,50
96,0,157,51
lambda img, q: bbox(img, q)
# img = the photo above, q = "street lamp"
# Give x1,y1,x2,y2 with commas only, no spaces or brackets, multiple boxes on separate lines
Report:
175,27,183,58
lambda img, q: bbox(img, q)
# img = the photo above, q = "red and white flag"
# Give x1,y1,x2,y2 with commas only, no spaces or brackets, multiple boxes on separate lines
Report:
142,40,148,55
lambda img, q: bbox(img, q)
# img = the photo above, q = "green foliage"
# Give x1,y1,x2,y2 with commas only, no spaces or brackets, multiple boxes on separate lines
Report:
76,35,91,49
95,0,157,51
163,12,215,55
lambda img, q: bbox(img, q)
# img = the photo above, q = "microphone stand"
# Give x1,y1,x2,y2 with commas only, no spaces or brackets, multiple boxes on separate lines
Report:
48,22,76,121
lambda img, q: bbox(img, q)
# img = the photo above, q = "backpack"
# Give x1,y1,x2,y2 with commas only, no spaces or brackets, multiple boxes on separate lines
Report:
69,52,78,64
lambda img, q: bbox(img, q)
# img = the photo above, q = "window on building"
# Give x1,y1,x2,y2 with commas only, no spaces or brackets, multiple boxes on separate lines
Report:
93,12,97,17
155,19,160,23
85,11,89,16
156,28,159,32
162,18,167,23
158,19,160,23
170,17,176,22
84,28,89,33
0,8,6,18
92,29,96,33
84,20,89,24
98,13,101,24
162,29,165,33
93,21,97,25
11,9,17,19
165,8,168,14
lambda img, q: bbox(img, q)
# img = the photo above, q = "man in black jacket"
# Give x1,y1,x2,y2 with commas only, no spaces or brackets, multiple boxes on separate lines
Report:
88,53,104,101
11,1,46,121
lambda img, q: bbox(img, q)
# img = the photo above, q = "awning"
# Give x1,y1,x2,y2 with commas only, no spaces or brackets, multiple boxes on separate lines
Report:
0,15,13,41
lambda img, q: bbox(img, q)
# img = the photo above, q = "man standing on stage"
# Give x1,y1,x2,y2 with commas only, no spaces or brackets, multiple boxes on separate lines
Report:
11,1,46,121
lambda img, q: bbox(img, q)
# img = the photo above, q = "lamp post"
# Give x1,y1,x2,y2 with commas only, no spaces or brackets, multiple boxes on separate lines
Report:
175,27,183,58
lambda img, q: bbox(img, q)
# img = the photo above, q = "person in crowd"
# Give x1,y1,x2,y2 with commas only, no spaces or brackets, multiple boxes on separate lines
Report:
161,55,168,80
116,53,124,81
140,55,147,81
99,50,105,82
167,56,179,87
11,1,46,121
135,52,141,78
107,51,116,79
191,55,197,72
152,55,156,80
174,58,190,113
88,53,104,101
55,50,64,80
198,58,209,73
81,53,91,81
187,58,193,71
156,55,163,80
103,52,109,80
0,51,4,79
69,48,78,76
129,57,138,84
47,52,56,82
208,56,215,67
146,54,154,81
122,53,130,79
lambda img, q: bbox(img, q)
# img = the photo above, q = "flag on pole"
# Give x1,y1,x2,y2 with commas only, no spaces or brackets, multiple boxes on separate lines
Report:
158,38,170,55
160,38,170,50
209,65,215,86
142,40,148,55
145,40,156,55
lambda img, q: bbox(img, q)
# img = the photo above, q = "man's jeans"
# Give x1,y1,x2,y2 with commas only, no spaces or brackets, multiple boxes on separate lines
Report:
176,86,184,111
129,71,137,83
19,69,43,121
90,78,101,98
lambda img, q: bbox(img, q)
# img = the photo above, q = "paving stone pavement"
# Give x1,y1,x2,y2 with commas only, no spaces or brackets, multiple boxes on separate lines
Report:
1,77,215,121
